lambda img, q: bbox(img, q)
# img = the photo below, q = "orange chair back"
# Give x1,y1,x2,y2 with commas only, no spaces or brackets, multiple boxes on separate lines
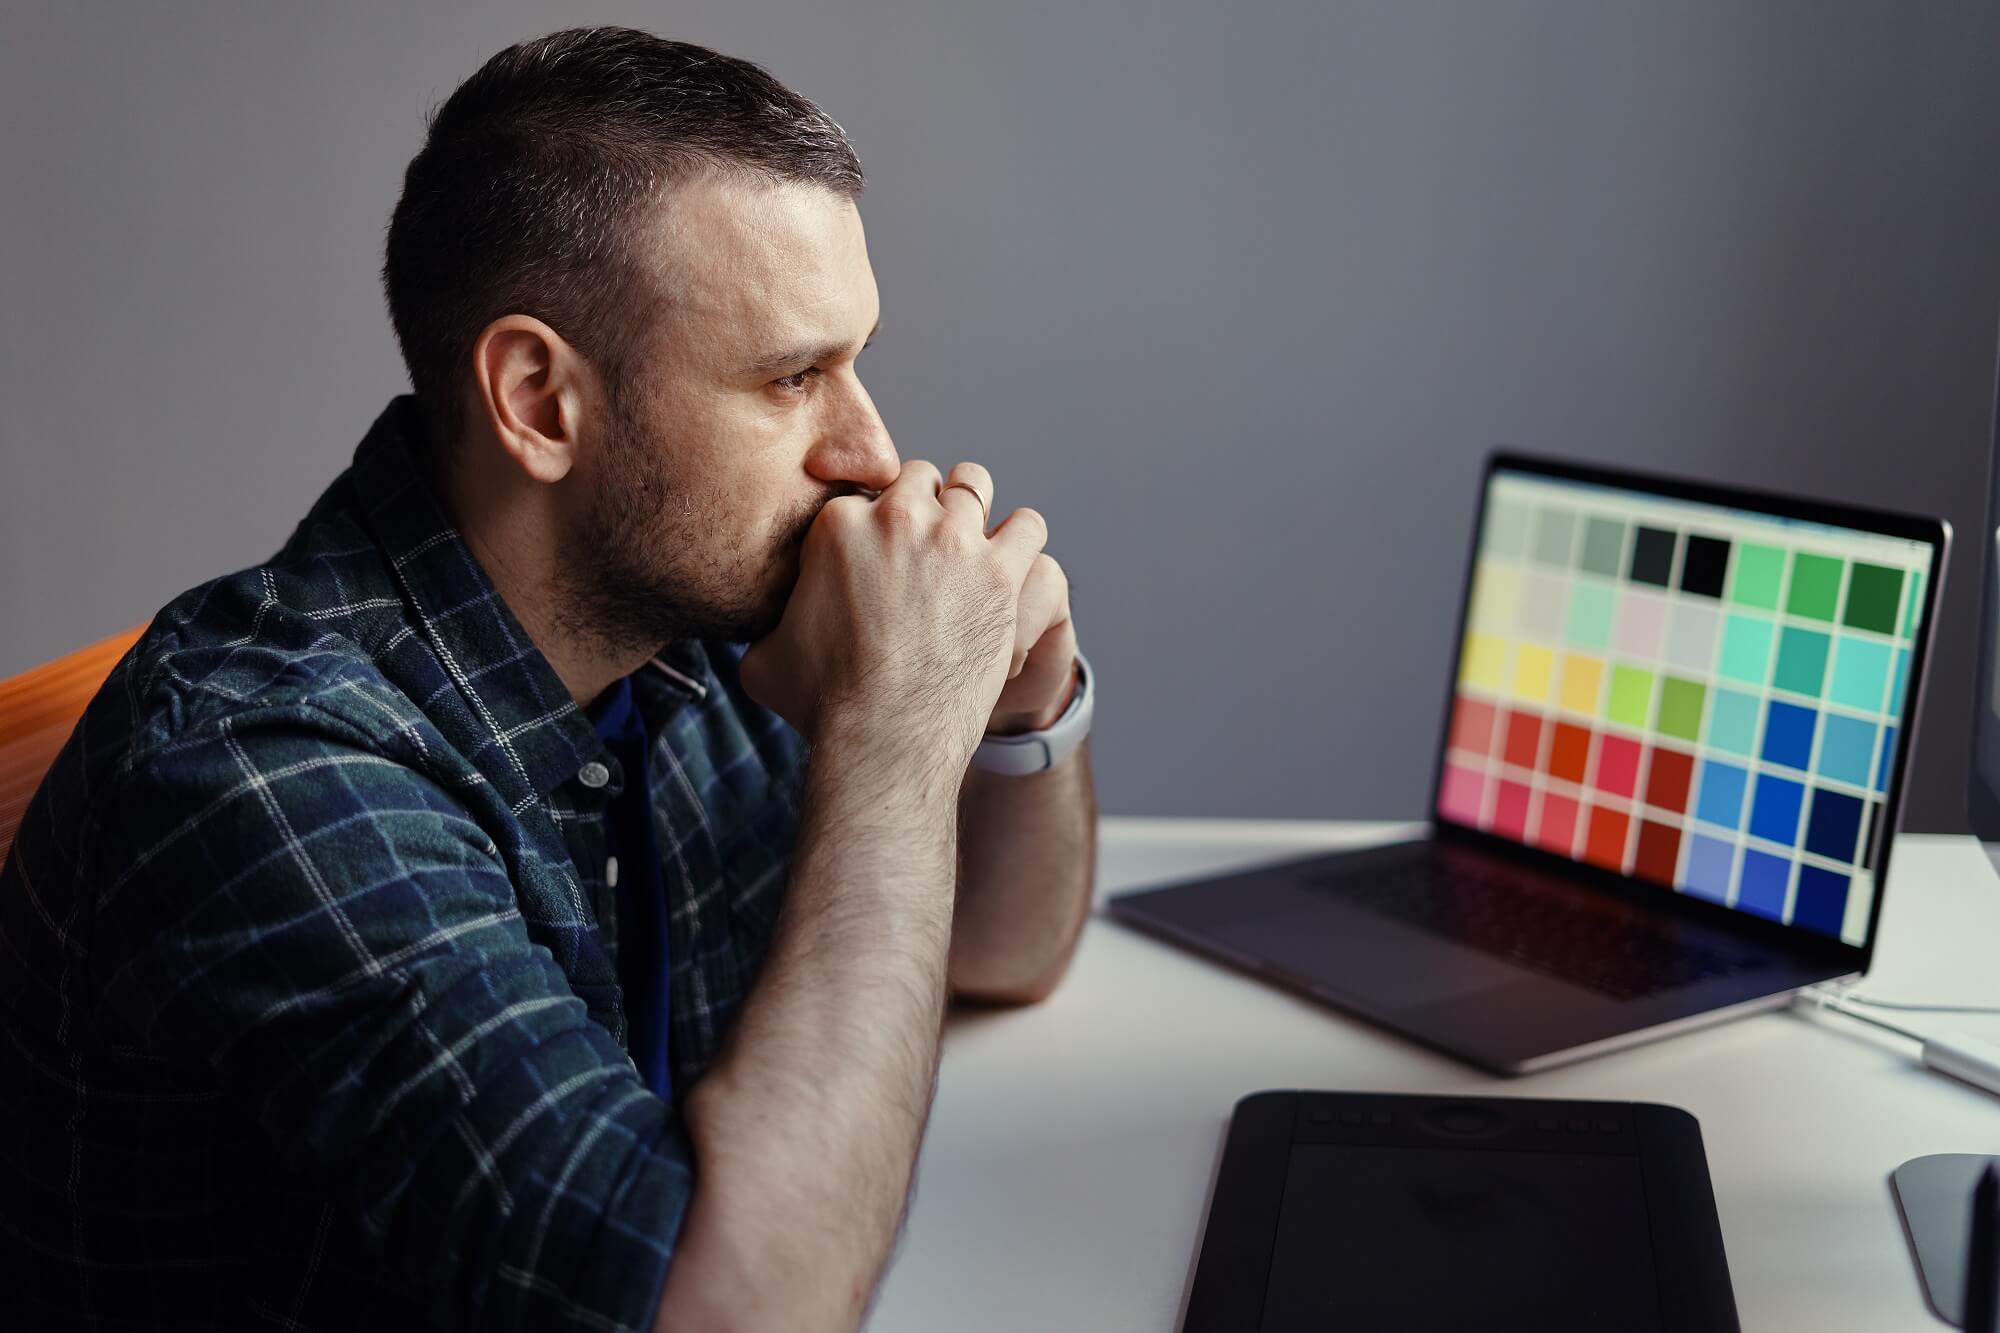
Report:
0,626,144,867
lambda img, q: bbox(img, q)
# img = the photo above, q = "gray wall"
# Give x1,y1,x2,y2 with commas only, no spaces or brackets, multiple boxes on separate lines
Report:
5,1,1999,830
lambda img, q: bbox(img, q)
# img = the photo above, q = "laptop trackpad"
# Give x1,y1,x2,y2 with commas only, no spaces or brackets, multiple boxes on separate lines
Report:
1210,895,1524,1010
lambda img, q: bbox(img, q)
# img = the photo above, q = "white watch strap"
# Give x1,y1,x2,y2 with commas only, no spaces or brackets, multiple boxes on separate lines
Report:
971,652,1094,775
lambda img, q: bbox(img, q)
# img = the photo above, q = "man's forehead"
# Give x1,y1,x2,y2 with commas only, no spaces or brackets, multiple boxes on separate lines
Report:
643,173,873,346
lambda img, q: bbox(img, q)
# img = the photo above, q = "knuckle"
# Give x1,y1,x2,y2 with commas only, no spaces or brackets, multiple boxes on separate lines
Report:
973,552,1014,598
941,520,978,553
1014,507,1049,544
877,495,923,531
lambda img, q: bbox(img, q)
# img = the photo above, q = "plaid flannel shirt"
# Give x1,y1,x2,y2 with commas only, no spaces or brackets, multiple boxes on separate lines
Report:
0,396,808,1331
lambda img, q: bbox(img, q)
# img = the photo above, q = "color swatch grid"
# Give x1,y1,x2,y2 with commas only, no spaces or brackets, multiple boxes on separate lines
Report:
1439,472,1932,947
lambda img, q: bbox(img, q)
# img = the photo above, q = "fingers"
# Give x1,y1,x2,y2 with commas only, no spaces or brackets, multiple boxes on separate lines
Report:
875,457,1043,597
938,461,993,530
881,458,944,506
985,504,1050,592
1010,554,1070,675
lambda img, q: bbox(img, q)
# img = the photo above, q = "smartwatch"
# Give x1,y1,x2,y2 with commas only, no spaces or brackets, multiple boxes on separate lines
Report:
971,652,1094,775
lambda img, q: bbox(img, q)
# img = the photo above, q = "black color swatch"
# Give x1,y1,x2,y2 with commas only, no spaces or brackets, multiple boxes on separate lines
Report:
1679,535,1730,599
1629,527,1677,588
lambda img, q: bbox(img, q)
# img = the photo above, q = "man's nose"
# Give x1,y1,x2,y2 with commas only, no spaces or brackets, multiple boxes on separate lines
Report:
808,381,900,492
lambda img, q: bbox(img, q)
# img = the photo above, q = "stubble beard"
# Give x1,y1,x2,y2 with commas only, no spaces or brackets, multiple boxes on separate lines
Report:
552,392,819,660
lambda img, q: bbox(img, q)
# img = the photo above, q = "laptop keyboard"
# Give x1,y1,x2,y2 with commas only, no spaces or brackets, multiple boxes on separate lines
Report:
1309,855,1766,1002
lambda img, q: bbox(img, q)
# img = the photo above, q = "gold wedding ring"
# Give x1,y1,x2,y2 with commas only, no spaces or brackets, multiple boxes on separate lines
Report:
941,481,990,526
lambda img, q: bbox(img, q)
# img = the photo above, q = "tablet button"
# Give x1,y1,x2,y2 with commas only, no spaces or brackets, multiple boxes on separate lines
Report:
1422,1104,1497,1136
1369,1111,1392,1126
1339,1110,1363,1125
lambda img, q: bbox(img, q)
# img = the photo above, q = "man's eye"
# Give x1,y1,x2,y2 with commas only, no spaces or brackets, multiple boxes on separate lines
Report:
775,367,822,392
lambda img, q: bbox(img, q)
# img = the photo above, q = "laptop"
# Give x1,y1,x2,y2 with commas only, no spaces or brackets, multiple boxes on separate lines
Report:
1109,452,1949,1073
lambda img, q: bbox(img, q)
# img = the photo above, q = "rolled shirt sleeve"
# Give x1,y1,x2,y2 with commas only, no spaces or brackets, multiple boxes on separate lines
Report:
87,700,691,1333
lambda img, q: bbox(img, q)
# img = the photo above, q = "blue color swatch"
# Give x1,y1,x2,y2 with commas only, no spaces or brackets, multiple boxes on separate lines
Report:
1684,835,1735,903
1815,714,1876,789
1738,850,1791,921
1804,788,1864,863
1694,760,1748,830
1749,773,1805,845
1762,700,1817,771
1792,865,1851,937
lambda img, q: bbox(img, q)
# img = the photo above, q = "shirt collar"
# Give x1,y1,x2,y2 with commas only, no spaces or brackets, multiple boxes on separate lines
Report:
349,395,609,804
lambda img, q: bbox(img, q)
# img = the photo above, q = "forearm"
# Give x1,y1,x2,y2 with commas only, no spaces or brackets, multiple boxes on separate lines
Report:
656,734,959,1333
950,740,1098,1003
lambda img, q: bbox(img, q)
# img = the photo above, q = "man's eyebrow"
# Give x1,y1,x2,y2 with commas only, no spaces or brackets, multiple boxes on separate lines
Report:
743,320,880,377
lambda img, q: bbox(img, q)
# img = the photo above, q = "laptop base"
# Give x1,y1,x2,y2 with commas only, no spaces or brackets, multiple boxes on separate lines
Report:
1108,833,1849,1074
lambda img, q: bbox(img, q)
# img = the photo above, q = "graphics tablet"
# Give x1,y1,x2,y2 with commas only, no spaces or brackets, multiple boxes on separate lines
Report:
1184,1090,1738,1332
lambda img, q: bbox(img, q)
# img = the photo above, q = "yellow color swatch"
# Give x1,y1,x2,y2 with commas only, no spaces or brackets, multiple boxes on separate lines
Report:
1461,632,1506,691
1468,561,1521,635
1512,643,1554,703
1558,652,1604,715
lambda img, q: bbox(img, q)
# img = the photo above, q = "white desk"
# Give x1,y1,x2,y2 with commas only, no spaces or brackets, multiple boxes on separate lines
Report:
867,820,2000,1333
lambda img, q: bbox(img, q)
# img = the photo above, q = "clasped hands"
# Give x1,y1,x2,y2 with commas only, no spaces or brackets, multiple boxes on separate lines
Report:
740,459,1076,760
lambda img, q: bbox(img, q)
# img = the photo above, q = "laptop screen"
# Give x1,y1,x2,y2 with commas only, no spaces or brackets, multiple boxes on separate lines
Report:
1438,465,1938,948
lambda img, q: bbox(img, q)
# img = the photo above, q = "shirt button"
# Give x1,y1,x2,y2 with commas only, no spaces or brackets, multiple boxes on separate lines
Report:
578,761,611,789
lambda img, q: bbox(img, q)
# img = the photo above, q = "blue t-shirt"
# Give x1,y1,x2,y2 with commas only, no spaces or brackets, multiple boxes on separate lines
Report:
590,673,673,1100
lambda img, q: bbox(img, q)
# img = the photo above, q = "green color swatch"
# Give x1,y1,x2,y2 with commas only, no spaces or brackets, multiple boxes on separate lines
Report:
1485,500,1531,558
1843,563,1902,636
1828,636,1891,711
1787,553,1843,622
1902,569,1924,638
1730,543,1784,610
1533,508,1576,568
1772,626,1830,697
1579,517,1625,577
1717,614,1773,686
1607,666,1654,729
1566,582,1615,650
1656,676,1706,743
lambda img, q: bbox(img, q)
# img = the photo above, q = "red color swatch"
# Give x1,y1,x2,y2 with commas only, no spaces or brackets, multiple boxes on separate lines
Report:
1502,709,1543,771
1644,747,1694,814
1593,734,1641,798
1583,806,1630,872
1535,793,1580,856
1492,780,1532,840
1633,820,1682,886
1450,696,1497,756
1546,722,1591,785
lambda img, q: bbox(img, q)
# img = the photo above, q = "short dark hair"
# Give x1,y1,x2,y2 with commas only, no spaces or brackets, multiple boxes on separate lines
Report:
382,27,864,453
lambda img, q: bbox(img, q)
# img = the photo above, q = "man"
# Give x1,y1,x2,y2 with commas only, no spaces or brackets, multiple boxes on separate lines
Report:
0,27,1095,1333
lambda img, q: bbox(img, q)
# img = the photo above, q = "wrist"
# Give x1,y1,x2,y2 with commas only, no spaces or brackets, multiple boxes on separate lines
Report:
971,652,1094,776
810,712,974,809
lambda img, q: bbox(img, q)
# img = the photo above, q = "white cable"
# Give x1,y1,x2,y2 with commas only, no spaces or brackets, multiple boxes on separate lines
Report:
1795,986,2000,1099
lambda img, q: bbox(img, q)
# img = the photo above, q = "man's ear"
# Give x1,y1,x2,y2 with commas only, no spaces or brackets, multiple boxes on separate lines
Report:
468,315,588,485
